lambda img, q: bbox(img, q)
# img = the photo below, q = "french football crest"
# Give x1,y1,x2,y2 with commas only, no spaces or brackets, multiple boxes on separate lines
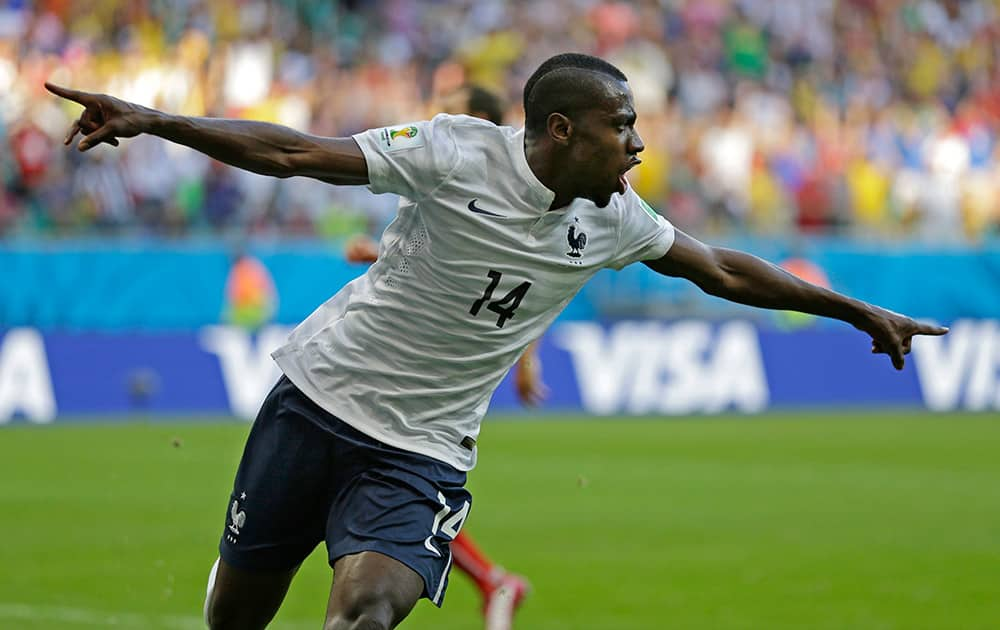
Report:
226,493,247,543
567,217,587,258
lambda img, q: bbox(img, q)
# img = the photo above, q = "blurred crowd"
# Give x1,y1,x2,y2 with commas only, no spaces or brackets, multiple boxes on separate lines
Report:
1,0,998,242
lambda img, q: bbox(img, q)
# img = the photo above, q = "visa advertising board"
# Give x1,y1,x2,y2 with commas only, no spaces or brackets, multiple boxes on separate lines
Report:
1,320,996,424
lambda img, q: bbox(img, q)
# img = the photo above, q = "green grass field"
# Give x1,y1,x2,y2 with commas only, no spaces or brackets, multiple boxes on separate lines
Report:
2,413,999,629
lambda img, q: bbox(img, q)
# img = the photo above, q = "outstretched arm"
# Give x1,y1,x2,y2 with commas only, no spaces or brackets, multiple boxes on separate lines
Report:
45,83,368,185
644,230,949,370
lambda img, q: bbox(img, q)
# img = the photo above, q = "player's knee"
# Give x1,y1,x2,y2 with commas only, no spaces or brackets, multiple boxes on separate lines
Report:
205,585,269,630
202,560,244,630
206,595,263,630
205,600,239,630
324,613,390,630
203,557,220,627
325,587,397,630
204,601,224,629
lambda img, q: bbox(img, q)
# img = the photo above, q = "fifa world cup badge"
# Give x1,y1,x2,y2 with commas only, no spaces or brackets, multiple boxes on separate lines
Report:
380,124,425,152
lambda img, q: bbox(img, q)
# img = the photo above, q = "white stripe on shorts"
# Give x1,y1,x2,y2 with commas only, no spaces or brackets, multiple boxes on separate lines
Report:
431,549,453,605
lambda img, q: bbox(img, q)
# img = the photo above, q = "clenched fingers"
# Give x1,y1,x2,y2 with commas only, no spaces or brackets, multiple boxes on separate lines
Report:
65,116,105,146
888,342,905,370
63,120,81,145
871,339,907,369
78,123,120,151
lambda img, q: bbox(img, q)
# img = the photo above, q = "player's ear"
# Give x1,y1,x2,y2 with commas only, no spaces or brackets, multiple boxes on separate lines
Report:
547,113,572,145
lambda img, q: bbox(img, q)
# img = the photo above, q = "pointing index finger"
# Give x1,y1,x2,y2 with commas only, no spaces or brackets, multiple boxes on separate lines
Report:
44,82,92,106
917,324,949,336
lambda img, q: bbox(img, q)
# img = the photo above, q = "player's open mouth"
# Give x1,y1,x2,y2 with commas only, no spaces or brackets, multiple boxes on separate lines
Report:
617,159,641,194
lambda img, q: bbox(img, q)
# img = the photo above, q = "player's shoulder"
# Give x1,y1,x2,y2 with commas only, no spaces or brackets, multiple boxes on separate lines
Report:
429,114,516,166
430,112,499,130
429,113,508,142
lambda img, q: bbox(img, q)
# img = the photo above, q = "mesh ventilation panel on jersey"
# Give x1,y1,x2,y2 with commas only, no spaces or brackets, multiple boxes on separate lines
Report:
404,226,428,256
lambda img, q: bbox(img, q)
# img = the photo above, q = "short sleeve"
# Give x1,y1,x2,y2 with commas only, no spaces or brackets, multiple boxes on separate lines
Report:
352,114,461,200
606,186,675,270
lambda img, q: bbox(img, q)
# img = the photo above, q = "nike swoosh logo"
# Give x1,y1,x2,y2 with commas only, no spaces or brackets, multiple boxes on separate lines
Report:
468,199,506,218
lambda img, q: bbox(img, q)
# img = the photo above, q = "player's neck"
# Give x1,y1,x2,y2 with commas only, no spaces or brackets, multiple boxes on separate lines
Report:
524,137,575,211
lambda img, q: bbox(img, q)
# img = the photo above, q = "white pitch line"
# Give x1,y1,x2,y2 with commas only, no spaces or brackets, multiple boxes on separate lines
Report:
0,602,317,629
0,602,202,629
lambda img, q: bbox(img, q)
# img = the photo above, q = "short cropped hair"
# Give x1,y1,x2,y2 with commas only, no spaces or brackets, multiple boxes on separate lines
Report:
523,53,628,133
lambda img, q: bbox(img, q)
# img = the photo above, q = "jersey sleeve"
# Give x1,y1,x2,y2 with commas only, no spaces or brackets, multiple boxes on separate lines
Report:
605,186,676,270
352,114,461,200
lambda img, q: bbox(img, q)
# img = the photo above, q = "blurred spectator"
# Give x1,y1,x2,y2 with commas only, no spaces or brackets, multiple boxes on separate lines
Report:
0,0,997,243
224,249,277,331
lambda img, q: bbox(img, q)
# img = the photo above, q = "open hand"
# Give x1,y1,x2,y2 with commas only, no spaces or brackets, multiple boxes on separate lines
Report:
862,306,949,370
45,82,151,151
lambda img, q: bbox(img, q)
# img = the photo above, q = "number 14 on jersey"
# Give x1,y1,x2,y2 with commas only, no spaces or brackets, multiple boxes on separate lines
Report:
469,269,532,328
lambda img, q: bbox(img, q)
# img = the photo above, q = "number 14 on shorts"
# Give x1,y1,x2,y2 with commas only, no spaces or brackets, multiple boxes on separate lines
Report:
425,491,469,557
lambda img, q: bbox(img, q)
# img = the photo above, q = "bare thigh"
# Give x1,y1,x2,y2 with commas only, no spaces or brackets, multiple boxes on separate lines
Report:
324,551,425,630
206,557,300,630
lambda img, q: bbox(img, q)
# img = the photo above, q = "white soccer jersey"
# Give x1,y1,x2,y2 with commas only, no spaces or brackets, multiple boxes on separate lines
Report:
272,114,675,470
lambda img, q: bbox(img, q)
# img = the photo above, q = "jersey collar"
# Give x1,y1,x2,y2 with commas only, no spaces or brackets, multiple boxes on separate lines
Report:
510,128,556,211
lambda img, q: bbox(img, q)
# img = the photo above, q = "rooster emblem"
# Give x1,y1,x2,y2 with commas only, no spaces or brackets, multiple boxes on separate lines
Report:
567,217,587,258
228,499,247,535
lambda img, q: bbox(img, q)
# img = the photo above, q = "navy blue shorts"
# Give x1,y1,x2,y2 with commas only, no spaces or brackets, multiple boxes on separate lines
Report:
219,375,471,606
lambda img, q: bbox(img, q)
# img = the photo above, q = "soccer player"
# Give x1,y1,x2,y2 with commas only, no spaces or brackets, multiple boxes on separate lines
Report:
344,83,534,630
48,53,947,630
